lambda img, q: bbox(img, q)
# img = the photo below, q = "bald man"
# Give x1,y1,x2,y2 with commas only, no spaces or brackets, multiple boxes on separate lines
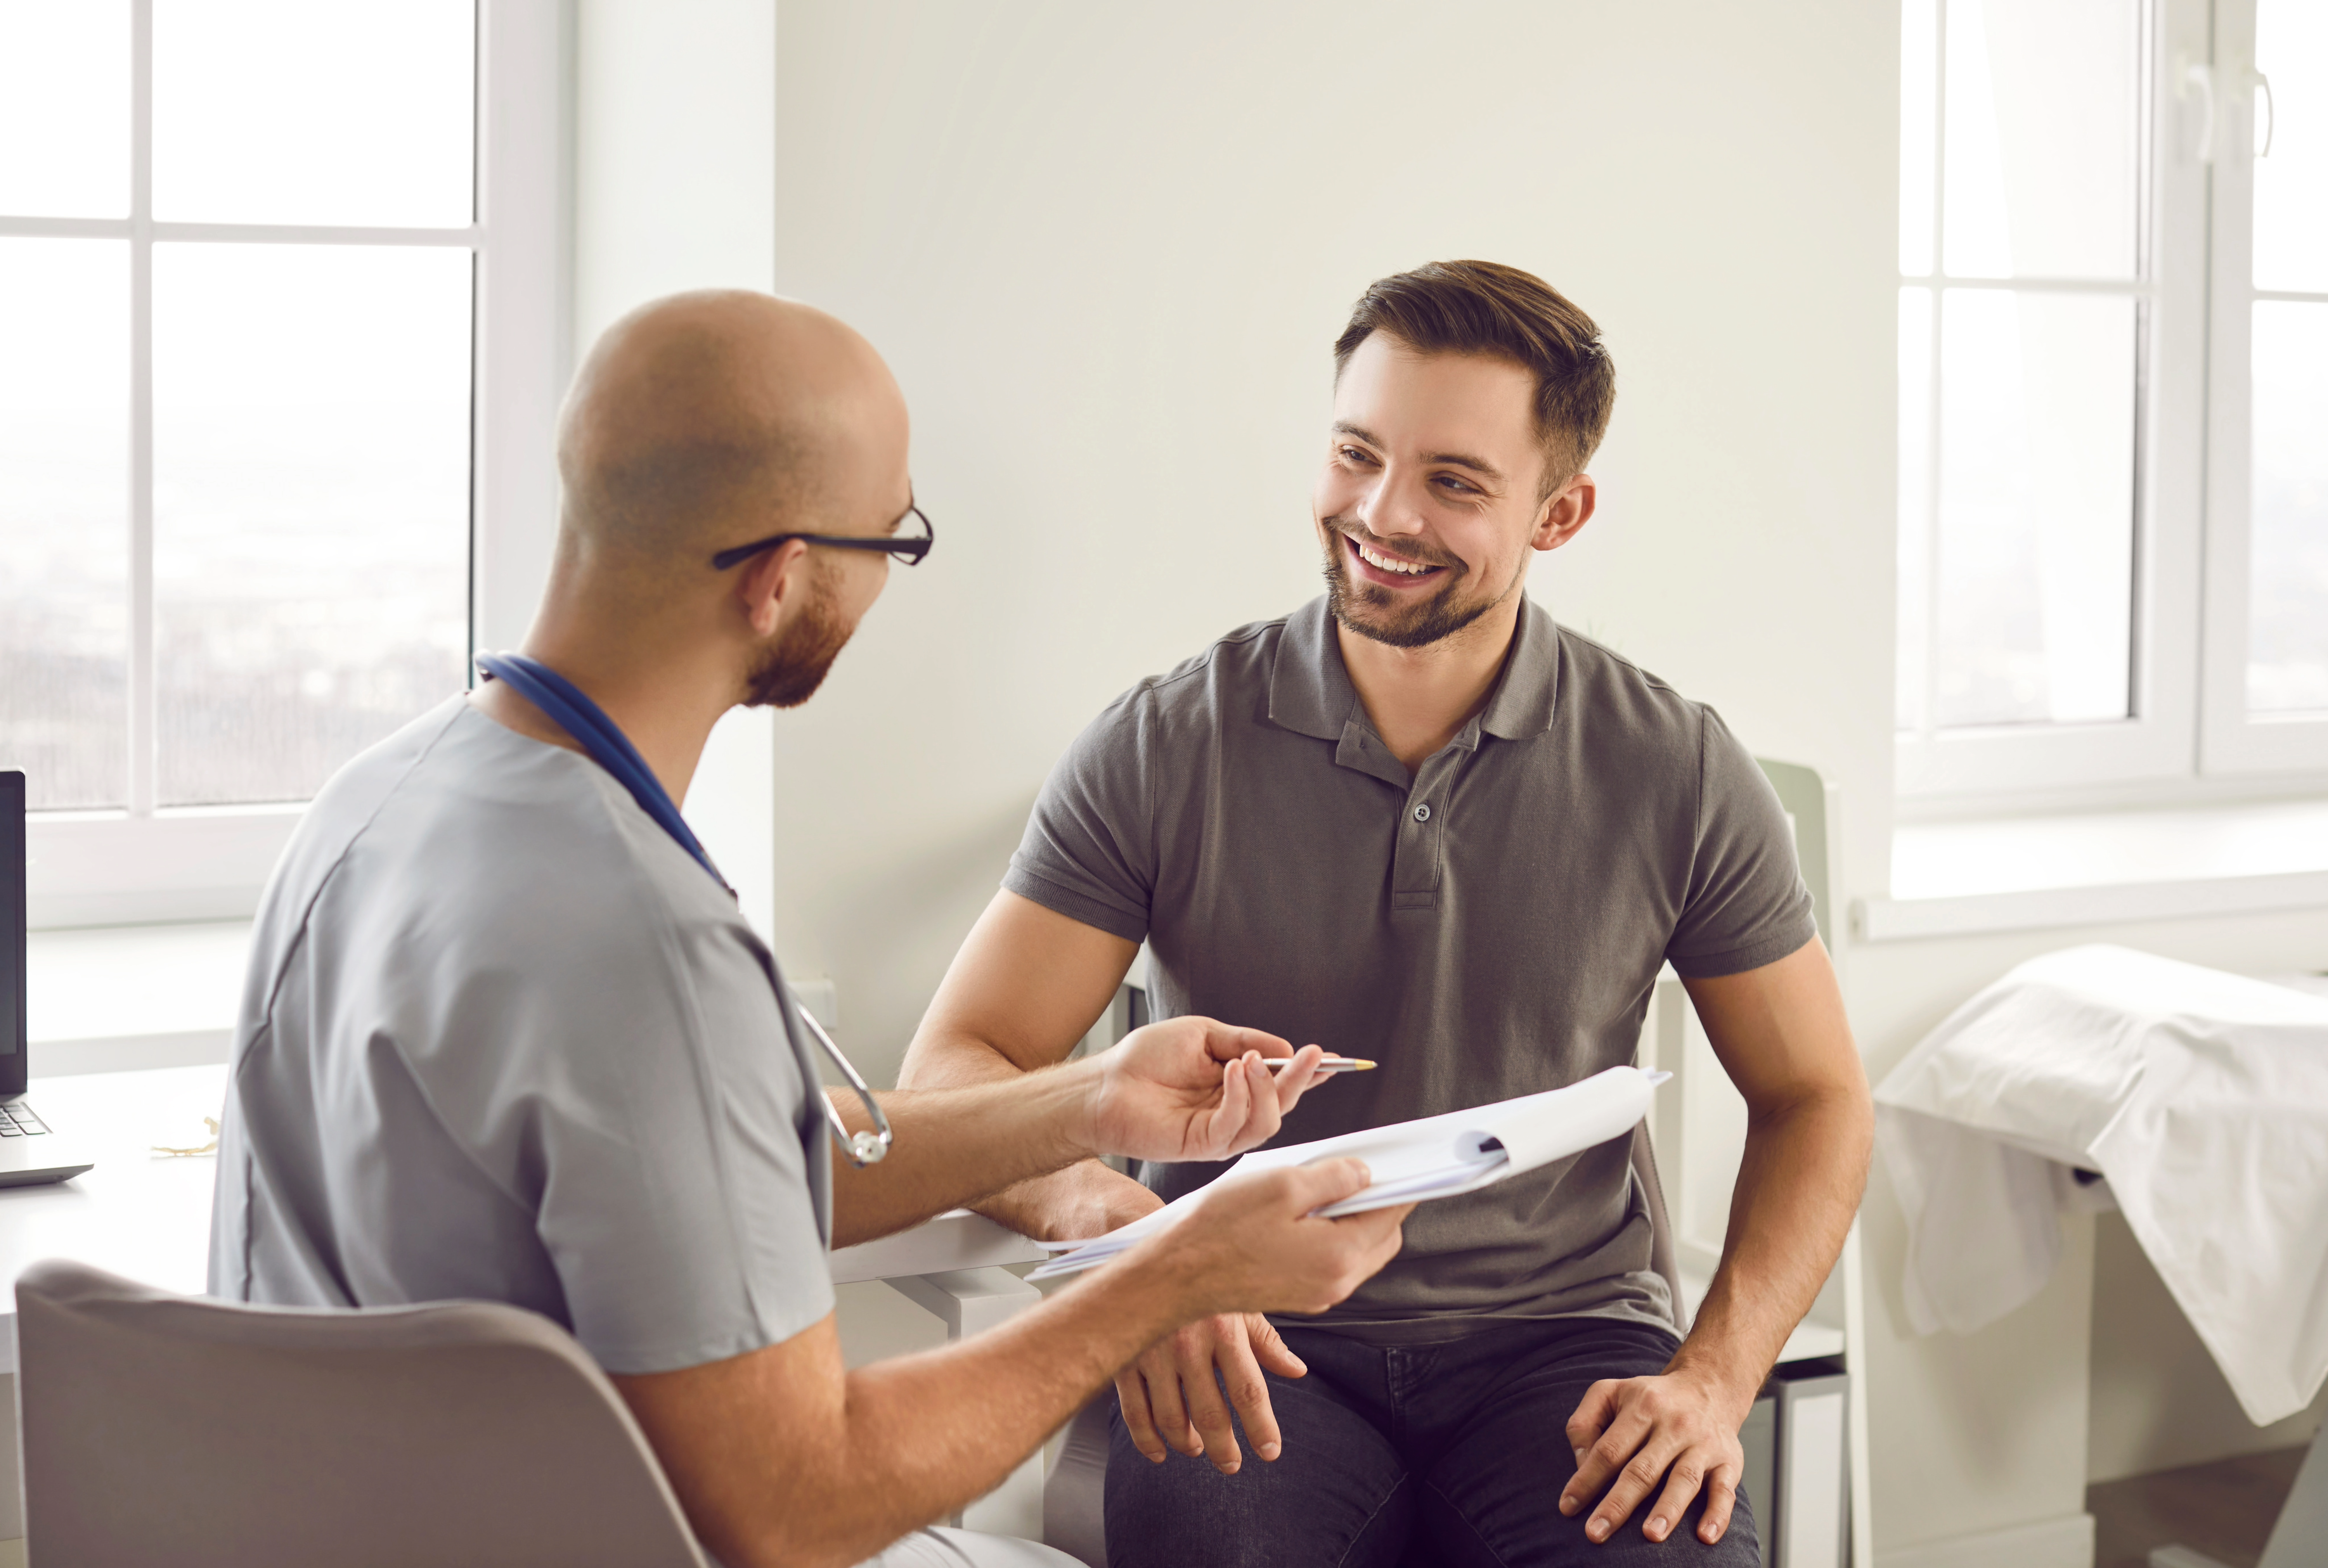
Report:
209,291,1410,1568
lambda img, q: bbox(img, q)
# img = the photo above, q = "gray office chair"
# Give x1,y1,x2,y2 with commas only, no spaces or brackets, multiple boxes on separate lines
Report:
16,1258,708,1568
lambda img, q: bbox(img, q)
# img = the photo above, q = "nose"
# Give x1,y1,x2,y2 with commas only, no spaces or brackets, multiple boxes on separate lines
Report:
1357,461,1433,542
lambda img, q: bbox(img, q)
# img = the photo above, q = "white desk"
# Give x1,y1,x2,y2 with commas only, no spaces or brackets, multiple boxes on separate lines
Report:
0,1063,1050,1338
0,1065,228,1372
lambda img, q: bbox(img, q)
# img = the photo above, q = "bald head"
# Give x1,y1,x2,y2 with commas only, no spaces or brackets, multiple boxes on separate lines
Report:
555,290,907,573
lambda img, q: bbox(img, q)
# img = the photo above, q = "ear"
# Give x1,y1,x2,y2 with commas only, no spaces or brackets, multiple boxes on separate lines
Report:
738,540,813,638
1531,473,1597,552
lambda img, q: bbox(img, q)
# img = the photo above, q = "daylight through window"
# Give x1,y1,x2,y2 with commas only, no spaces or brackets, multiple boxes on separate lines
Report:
0,0,478,812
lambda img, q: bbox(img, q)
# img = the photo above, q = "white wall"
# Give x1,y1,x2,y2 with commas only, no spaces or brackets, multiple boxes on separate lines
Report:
766,0,1898,1073
572,0,780,938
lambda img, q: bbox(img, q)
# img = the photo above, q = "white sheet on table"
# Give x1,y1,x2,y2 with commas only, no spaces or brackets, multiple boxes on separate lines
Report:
1874,944,2328,1426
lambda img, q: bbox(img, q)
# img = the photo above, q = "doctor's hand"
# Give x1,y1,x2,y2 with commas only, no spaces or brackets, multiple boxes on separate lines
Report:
1082,1017,1328,1165
1560,1362,1755,1547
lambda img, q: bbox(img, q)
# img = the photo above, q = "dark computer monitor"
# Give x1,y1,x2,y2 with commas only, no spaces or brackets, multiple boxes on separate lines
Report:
3,771,25,1098
0,774,95,1183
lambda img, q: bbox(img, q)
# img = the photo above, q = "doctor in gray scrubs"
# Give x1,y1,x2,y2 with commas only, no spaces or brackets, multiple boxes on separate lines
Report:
208,290,1412,1568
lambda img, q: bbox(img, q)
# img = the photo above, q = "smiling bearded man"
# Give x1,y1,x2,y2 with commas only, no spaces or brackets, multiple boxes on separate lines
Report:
897,261,1872,1568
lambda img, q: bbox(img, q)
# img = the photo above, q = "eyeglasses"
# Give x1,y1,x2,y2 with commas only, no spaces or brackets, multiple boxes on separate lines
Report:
709,500,935,572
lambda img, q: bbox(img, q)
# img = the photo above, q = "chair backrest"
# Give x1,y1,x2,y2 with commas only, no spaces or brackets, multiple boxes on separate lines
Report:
1630,1122,1689,1332
1755,757,1841,955
17,1258,708,1568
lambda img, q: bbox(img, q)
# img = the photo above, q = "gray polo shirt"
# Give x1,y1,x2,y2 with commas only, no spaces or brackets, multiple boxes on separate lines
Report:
1005,596,1814,1340
209,697,836,1375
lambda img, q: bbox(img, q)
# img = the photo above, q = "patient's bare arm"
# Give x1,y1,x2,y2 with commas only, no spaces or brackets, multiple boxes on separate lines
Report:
898,890,1166,1240
1559,936,1873,1548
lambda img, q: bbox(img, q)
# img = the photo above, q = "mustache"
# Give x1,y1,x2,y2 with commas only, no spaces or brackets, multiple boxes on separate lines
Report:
1320,516,1461,573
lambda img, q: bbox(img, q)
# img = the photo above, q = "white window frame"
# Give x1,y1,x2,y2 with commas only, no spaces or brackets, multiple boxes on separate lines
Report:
1897,0,2328,808
13,0,567,928
1895,0,2208,803
2199,0,2328,777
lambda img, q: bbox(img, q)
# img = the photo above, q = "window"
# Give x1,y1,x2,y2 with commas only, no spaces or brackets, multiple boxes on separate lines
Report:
0,1,563,925
1896,0,2327,800
2202,0,2328,771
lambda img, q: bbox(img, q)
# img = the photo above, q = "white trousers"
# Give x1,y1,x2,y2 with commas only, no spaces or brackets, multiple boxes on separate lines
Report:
857,1526,1086,1568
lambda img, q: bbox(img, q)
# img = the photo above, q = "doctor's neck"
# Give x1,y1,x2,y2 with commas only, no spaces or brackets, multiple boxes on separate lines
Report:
471,583,744,810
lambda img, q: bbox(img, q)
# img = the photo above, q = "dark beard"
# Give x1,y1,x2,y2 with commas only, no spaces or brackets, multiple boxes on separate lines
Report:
745,575,853,709
1318,520,1496,650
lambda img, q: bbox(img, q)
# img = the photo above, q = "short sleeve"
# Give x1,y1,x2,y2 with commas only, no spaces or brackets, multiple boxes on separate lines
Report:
521,900,837,1376
1663,707,1819,978
1002,689,1157,943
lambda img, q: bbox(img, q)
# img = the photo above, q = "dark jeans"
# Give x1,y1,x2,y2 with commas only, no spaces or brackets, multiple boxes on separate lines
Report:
1104,1317,1759,1568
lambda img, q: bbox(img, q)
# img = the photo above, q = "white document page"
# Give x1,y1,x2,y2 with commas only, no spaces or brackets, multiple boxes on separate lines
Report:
1028,1065,1667,1280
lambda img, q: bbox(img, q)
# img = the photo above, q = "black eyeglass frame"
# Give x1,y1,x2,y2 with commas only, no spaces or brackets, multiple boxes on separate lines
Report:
709,502,934,572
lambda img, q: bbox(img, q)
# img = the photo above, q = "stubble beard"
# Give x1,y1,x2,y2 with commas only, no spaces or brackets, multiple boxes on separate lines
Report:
745,569,854,709
1317,517,1498,651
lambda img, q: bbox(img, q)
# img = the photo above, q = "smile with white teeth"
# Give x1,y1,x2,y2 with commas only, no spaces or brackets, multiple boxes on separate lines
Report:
1353,538,1439,577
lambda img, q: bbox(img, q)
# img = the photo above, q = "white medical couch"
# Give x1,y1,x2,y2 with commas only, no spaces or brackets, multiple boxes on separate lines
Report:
1877,947,2328,1568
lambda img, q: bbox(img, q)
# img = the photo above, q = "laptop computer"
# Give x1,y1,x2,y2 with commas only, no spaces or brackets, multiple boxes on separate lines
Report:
1,770,95,1186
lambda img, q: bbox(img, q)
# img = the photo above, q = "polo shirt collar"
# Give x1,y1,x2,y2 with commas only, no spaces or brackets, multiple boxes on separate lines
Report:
1267,594,1562,747
1266,597,1355,742
1478,597,1562,741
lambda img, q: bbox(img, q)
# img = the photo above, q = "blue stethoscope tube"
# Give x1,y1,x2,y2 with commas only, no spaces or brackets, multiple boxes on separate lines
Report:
476,652,893,1167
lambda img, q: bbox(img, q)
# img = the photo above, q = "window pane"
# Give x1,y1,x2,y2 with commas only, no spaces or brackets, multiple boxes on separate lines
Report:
2248,301,2328,713
2254,0,2328,292
1900,0,1939,274
1942,0,2141,280
0,240,130,809
153,244,470,806
0,1,129,218
1934,289,2137,727
153,0,475,227
1897,286,1935,731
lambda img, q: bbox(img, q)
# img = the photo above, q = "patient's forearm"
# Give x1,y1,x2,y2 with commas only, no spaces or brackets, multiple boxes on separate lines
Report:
1672,1087,1871,1395
823,1069,1099,1248
978,1158,1162,1242
899,1024,1162,1241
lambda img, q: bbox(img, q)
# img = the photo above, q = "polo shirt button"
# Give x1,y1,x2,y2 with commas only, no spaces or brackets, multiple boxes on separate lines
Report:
1412,803,1432,823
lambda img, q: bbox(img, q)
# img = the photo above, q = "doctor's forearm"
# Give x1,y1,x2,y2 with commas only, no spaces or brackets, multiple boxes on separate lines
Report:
823,1262,1197,1552
822,1063,1116,1247
1668,1087,1871,1399
640,1256,1207,1568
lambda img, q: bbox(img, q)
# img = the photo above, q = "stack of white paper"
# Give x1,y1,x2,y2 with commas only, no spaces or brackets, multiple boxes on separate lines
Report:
1028,1065,1668,1280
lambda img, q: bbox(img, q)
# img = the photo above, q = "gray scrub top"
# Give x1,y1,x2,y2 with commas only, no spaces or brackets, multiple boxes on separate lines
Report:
1004,596,1815,1341
209,697,835,1375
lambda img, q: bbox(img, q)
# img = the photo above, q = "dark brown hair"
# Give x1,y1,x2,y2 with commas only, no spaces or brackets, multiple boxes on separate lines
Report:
1333,260,1616,495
